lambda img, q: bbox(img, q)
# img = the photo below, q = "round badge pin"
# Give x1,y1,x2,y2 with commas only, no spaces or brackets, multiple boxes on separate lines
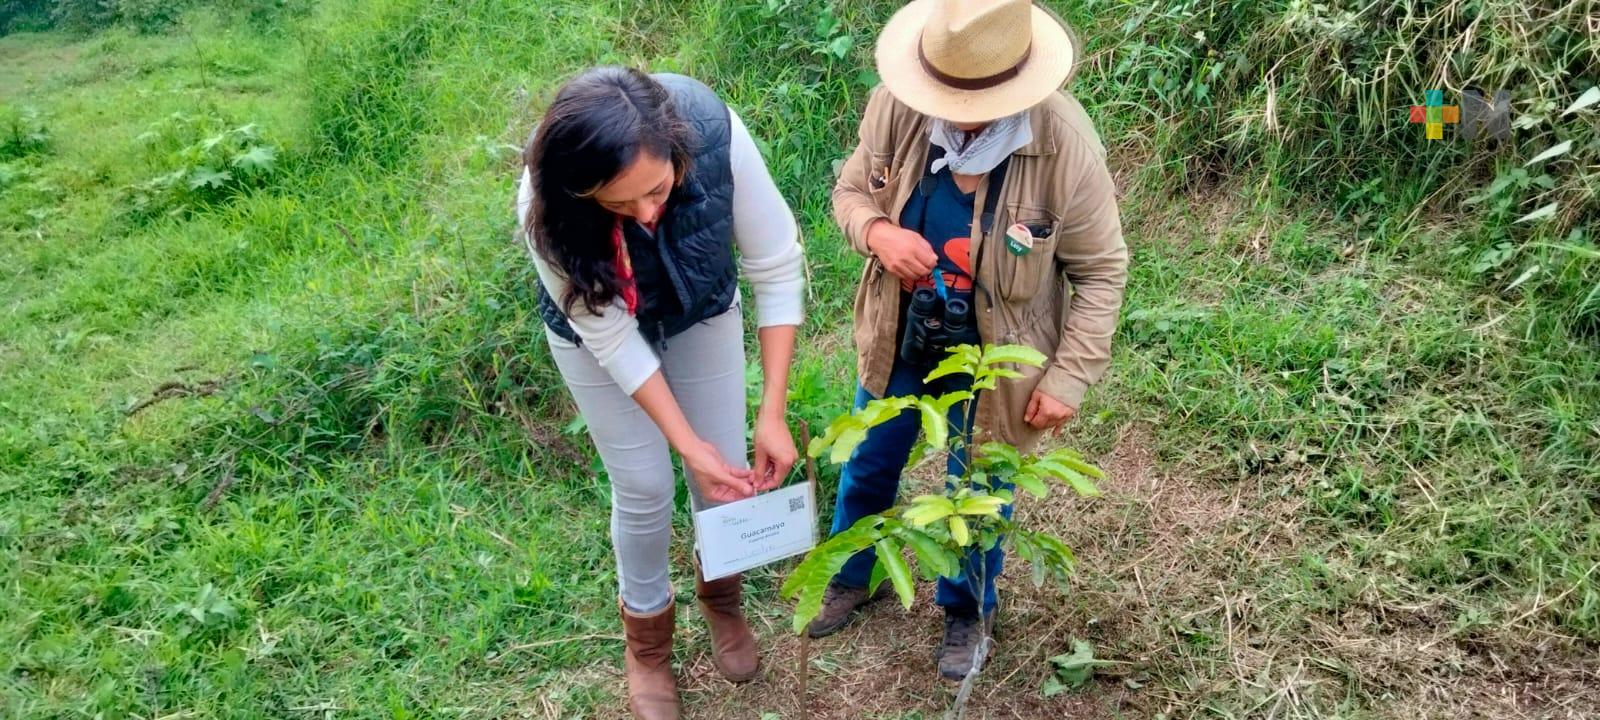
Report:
1005,223,1034,256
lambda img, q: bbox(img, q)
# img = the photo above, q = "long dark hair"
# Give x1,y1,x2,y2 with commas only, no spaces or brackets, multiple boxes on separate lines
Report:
523,67,693,315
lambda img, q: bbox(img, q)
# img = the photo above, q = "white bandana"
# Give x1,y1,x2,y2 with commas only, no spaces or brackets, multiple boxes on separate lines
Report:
928,111,1032,175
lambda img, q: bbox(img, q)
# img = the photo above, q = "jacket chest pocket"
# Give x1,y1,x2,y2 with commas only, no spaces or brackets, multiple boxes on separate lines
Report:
993,202,1060,303
867,151,897,208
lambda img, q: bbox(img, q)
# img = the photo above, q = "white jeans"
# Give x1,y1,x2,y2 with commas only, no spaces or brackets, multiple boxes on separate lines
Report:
548,305,747,613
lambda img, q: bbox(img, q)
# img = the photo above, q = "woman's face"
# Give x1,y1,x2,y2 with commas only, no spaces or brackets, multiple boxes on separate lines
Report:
592,151,674,224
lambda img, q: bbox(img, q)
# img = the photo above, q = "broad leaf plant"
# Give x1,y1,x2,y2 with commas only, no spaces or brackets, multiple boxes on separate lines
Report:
782,344,1104,633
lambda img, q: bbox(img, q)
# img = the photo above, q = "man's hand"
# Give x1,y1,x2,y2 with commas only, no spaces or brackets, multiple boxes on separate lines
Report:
751,408,798,492
866,220,937,281
1024,390,1077,433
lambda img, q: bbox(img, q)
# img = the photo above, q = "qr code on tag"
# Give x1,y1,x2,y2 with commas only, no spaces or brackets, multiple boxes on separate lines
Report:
788,496,806,512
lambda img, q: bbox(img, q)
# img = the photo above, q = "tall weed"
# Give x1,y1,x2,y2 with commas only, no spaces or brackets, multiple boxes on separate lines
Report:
123,112,280,219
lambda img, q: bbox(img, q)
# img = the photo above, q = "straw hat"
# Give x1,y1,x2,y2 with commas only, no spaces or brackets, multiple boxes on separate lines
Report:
875,0,1077,124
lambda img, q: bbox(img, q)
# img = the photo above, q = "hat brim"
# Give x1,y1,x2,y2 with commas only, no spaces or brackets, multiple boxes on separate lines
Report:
875,0,1077,124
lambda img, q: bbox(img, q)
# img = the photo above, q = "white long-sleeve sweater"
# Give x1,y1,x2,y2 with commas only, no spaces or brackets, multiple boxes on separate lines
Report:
518,110,805,394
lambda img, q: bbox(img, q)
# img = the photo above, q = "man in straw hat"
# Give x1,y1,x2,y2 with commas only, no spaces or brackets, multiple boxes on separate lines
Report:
811,0,1129,680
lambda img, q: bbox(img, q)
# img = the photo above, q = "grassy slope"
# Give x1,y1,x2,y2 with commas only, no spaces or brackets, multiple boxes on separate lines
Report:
2,2,1596,718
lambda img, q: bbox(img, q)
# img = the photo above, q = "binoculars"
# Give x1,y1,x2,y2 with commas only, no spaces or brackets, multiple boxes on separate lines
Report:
899,287,977,367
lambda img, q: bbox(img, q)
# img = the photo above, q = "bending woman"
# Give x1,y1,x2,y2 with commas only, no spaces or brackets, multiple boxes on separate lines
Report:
517,67,804,719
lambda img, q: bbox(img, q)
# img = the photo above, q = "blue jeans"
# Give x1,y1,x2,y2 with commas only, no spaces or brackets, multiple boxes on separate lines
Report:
827,356,1013,616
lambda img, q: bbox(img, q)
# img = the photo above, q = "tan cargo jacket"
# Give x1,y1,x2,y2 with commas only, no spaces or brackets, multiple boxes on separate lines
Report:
833,85,1129,451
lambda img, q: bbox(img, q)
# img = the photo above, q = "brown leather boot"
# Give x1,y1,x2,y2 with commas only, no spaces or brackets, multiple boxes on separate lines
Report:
694,569,760,682
619,598,679,720
803,580,893,638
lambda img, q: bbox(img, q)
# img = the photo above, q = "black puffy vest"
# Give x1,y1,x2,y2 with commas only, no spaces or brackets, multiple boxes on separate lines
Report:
537,73,738,347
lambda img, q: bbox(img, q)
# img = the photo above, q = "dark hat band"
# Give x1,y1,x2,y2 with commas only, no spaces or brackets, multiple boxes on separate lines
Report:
917,33,1033,91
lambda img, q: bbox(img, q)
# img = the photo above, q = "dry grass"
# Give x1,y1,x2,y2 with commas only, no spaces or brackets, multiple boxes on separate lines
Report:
562,422,1600,718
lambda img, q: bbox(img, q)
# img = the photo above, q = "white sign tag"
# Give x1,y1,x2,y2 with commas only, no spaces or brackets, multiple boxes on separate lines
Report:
694,481,818,581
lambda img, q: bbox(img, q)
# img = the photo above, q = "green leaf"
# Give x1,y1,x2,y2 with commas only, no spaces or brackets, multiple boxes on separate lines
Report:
917,398,949,451
933,391,974,414
1012,471,1048,498
980,344,1047,369
1505,263,1541,292
827,34,853,60
956,494,1006,517
901,495,955,527
186,167,231,190
948,516,970,545
1048,639,1111,691
866,397,916,425
1041,675,1067,697
1059,467,1101,497
1537,241,1600,261
1022,530,1078,582
1523,140,1572,167
928,352,972,385
868,557,889,596
978,442,1021,469
807,413,856,458
1048,451,1106,479
909,493,955,508
1562,86,1600,115
906,440,933,468
230,145,277,173
782,517,882,632
874,538,916,609
1029,458,1072,480
980,526,1002,551
897,527,958,578
1516,202,1558,223
829,425,868,464
1029,458,1101,496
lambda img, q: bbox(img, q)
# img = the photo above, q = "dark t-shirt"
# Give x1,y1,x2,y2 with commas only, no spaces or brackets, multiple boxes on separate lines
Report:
898,168,976,306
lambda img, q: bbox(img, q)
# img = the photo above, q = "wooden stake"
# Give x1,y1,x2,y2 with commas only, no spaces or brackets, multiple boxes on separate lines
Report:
797,420,815,720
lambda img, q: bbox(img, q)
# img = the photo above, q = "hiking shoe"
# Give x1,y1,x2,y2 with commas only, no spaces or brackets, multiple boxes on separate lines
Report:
803,581,892,638
936,609,995,682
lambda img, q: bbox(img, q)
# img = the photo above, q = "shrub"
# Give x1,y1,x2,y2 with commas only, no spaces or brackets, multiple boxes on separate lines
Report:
124,113,280,218
0,0,52,34
0,105,49,160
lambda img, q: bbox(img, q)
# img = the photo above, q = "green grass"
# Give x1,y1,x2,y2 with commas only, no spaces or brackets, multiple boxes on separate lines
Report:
2,1,1598,718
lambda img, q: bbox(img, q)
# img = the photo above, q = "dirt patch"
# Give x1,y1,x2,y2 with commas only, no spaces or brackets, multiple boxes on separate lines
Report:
665,595,1136,720
580,423,1597,718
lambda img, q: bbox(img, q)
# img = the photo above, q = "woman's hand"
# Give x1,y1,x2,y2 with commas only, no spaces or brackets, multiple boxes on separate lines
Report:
752,408,798,492
681,437,756,503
